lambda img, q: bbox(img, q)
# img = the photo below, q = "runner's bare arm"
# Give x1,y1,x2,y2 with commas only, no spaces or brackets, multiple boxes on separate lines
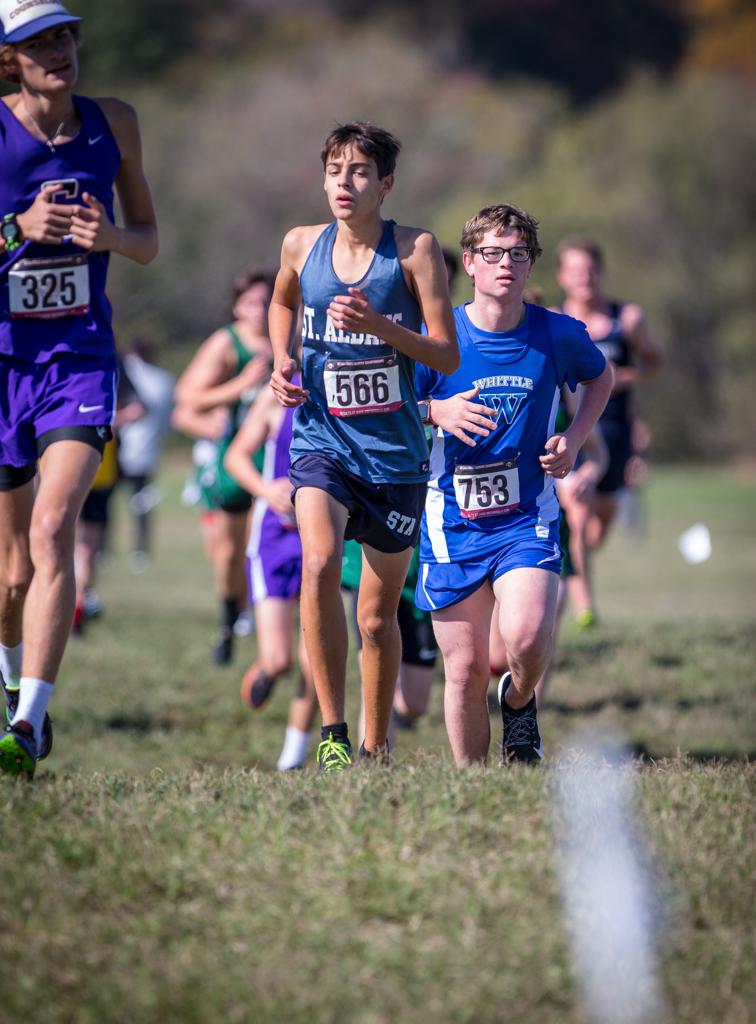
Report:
540,361,615,476
223,388,277,499
170,403,228,441
225,390,294,517
577,423,609,483
327,229,458,374
174,330,237,410
189,356,270,413
613,304,663,392
68,99,158,264
559,424,609,502
270,227,321,407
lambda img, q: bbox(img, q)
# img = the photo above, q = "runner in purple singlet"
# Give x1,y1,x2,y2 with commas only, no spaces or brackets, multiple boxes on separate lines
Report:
0,1,158,776
224,380,318,771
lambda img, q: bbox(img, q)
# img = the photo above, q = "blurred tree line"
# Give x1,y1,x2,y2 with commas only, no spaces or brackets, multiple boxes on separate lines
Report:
4,0,755,459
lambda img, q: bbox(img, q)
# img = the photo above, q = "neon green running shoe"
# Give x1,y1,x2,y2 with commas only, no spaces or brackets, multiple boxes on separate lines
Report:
575,609,599,629
0,723,37,778
316,733,353,774
1,676,53,761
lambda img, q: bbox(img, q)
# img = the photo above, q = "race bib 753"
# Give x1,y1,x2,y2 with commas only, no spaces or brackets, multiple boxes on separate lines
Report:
453,456,520,520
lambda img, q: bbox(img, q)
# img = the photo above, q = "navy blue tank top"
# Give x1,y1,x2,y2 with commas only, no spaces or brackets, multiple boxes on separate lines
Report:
559,302,632,436
590,302,632,434
0,95,121,364
292,219,429,484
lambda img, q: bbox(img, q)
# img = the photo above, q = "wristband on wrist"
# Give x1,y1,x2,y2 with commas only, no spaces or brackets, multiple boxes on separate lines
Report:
418,399,433,426
1,213,23,252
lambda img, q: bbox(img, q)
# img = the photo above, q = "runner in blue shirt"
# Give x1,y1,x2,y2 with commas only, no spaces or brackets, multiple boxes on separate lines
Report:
414,204,613,765
269,122,457,771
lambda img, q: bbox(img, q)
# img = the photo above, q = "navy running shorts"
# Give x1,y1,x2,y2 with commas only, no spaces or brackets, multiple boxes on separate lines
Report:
290,453,426,553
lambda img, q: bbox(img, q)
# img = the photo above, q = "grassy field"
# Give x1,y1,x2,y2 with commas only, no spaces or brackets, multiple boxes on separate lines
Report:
1,460,754,1023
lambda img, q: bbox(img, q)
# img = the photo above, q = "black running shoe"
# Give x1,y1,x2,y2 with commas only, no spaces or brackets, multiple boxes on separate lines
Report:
498,672,544,763
240,663,277,710
37,712,54,760
1,676,53,761
317,733,353,774
391,708,416,732
213,629,234,666
0,721,37,777
358,740,391,764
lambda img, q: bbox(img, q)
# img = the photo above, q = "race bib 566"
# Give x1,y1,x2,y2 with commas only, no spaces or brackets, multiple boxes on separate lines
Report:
324,354,402,418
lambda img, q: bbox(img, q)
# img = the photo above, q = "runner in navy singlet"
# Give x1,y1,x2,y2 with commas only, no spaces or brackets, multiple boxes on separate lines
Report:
554,236,662,626
0,1,158,776
269,122,457,771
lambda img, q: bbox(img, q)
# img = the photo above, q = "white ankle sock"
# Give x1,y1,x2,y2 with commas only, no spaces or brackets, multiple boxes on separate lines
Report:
12,677,54,743
0,642,23,691
277,726,310,771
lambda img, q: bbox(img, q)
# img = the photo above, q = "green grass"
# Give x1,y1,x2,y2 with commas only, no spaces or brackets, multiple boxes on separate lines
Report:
1,460,754,1023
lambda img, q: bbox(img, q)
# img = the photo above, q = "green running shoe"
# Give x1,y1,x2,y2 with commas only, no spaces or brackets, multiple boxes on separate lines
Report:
317,733,353,774
575,609,599,629
1,677,53,761
0,722,37,778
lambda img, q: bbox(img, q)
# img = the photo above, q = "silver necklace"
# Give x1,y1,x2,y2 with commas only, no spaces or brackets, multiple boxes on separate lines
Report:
23,105,69,151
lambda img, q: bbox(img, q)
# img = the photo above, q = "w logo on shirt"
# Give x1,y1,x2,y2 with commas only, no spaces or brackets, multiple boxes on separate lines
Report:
482,392,528,426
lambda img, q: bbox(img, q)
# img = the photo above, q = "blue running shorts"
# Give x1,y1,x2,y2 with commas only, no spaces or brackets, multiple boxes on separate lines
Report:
415,515,561,611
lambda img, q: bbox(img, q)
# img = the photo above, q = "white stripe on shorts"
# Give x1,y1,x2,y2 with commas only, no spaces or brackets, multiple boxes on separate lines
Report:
426,430,449,563
420,562,437,610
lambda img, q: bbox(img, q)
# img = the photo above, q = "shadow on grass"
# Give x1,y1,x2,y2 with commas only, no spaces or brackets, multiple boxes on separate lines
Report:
630,741,756,764
105,712,176,734
556,636,624,668
487,692,737,717
649,652,685,668
485,691,646,716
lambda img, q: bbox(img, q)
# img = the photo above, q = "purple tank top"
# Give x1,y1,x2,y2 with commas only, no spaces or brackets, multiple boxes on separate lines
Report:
247,395,300,560
268,400,295,480
261,400,296,528
0,95,121,364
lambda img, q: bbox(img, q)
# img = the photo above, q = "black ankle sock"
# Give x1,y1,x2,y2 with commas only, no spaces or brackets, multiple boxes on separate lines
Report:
321,722,349,743
222,597,240,632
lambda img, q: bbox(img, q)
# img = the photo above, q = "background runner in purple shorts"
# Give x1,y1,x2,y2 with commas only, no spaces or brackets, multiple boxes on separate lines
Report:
225,379,318,771
0,1,158,776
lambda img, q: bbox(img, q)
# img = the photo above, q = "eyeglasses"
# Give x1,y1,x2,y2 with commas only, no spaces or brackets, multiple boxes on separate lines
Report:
469,246,532,264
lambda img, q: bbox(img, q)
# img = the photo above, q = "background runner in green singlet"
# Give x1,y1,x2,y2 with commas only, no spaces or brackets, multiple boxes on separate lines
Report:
173,270,274,665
